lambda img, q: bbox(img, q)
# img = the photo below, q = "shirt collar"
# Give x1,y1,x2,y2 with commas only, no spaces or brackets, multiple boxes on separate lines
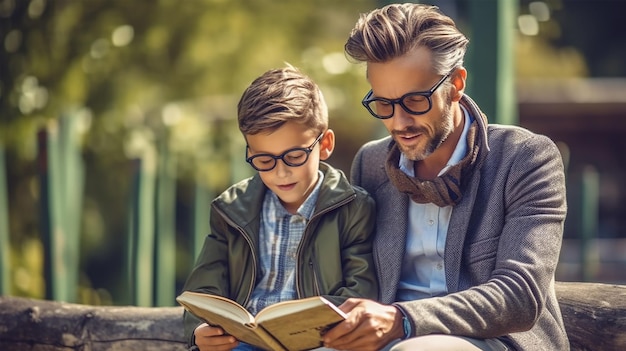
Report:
267,170,324,219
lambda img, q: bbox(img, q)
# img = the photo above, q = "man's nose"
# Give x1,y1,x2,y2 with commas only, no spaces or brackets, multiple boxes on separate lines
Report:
389,105,415,130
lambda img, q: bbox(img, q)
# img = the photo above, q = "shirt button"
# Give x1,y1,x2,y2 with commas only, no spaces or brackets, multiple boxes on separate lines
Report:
437,263,443,270
428,219,435,226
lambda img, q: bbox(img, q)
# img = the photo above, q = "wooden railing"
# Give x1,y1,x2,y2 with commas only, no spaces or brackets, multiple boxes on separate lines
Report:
0,282,624,351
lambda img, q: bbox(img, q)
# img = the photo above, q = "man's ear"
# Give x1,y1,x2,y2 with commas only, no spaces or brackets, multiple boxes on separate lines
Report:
450,67,467,102
319,129,335,161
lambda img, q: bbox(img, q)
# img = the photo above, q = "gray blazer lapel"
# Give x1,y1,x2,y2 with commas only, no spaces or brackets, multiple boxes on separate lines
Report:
375,181,409,304
445,168,481,292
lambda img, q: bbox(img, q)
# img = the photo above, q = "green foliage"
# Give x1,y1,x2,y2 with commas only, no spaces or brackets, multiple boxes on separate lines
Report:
2,0,617,304
1,0,378,304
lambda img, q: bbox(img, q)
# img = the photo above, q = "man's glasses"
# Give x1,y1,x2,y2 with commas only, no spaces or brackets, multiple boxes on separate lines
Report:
361,73,450,119
245,132,324,172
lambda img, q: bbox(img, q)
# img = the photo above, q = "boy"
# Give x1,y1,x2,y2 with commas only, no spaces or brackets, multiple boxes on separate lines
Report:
182,65,378,351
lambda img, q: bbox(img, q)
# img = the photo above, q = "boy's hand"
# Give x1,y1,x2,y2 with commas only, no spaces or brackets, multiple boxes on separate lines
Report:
193,323,239,351
322,298,404,351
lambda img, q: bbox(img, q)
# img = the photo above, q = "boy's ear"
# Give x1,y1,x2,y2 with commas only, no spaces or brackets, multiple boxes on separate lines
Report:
319,129,335,161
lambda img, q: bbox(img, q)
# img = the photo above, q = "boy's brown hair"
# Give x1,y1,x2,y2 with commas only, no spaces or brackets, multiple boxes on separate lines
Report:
237,64,328,136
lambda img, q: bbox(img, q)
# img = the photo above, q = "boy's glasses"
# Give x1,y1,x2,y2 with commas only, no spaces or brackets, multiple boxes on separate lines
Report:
246,132,324,172
361,73,450,119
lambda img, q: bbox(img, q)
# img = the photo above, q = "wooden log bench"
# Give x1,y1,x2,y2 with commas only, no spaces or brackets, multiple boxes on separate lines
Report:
0,282,624,351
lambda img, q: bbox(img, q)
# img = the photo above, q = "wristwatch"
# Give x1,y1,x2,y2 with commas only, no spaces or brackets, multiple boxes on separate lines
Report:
401,314,412,339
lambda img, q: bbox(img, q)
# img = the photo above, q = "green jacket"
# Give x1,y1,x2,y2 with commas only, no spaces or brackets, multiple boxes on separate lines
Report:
182,162,378,344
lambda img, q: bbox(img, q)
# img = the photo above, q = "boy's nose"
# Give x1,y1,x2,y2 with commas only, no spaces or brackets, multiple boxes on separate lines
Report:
274,159,291,177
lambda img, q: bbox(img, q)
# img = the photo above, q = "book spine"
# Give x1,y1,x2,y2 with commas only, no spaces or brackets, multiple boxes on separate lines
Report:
251,324,287,351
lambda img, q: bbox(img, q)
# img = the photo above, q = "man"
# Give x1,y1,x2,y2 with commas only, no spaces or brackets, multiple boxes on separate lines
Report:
322,3,568,351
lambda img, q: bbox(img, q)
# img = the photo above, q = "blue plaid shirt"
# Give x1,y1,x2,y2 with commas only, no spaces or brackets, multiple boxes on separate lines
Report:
245,171,324,316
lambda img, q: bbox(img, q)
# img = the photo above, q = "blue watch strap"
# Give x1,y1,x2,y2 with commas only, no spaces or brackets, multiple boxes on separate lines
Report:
394,304,412,339
402,315,411,339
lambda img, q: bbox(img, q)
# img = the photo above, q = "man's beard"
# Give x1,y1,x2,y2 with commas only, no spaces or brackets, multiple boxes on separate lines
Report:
395,103,454,161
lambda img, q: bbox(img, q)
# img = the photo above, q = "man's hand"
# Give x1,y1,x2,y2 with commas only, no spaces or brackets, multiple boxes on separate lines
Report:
322,298,405,351
193,323,239,351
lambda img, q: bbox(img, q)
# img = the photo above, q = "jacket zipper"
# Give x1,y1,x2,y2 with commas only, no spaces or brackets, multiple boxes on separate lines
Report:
309,258,321,295
294,193,356,297
211,205,257,307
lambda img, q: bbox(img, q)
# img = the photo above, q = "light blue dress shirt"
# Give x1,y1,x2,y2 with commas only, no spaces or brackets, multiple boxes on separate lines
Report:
396,106,471,301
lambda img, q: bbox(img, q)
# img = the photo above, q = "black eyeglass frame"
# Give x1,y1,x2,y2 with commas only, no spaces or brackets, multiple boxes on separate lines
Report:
245,132,325,172
361,73,451,119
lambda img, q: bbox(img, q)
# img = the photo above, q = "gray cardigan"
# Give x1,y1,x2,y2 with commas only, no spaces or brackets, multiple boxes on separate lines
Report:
350,95,569,350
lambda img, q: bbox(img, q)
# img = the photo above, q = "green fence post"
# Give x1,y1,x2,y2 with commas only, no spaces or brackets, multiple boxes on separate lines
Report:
0,143,10,295
38,123,67,302
58,114,84,301
192,180,211,263
37,117,83,303
466,0,518,125
125,162,136,306
37,127,54,300
154,134,176,307
127,151,157,307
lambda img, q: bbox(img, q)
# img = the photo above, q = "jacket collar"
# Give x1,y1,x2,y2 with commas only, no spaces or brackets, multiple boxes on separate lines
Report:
212,162,355,228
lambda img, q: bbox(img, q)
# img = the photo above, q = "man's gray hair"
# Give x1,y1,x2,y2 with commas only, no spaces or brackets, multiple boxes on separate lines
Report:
345,3,469,76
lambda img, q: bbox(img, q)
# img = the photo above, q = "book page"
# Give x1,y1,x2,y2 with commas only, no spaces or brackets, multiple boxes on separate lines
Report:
256,297,346,351
256,296,345,322
177,292,253,324
177,292,284,350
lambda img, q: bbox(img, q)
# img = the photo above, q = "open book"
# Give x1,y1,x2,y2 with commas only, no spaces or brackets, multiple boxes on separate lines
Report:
176,291,346,351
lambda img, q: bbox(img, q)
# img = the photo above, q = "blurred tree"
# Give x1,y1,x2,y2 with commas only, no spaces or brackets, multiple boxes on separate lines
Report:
516,0,626,78
550,0,626,77
2,0,623,304
0,0,377,303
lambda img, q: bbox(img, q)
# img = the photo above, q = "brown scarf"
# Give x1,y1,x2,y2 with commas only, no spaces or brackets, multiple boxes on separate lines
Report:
385,116,483,207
